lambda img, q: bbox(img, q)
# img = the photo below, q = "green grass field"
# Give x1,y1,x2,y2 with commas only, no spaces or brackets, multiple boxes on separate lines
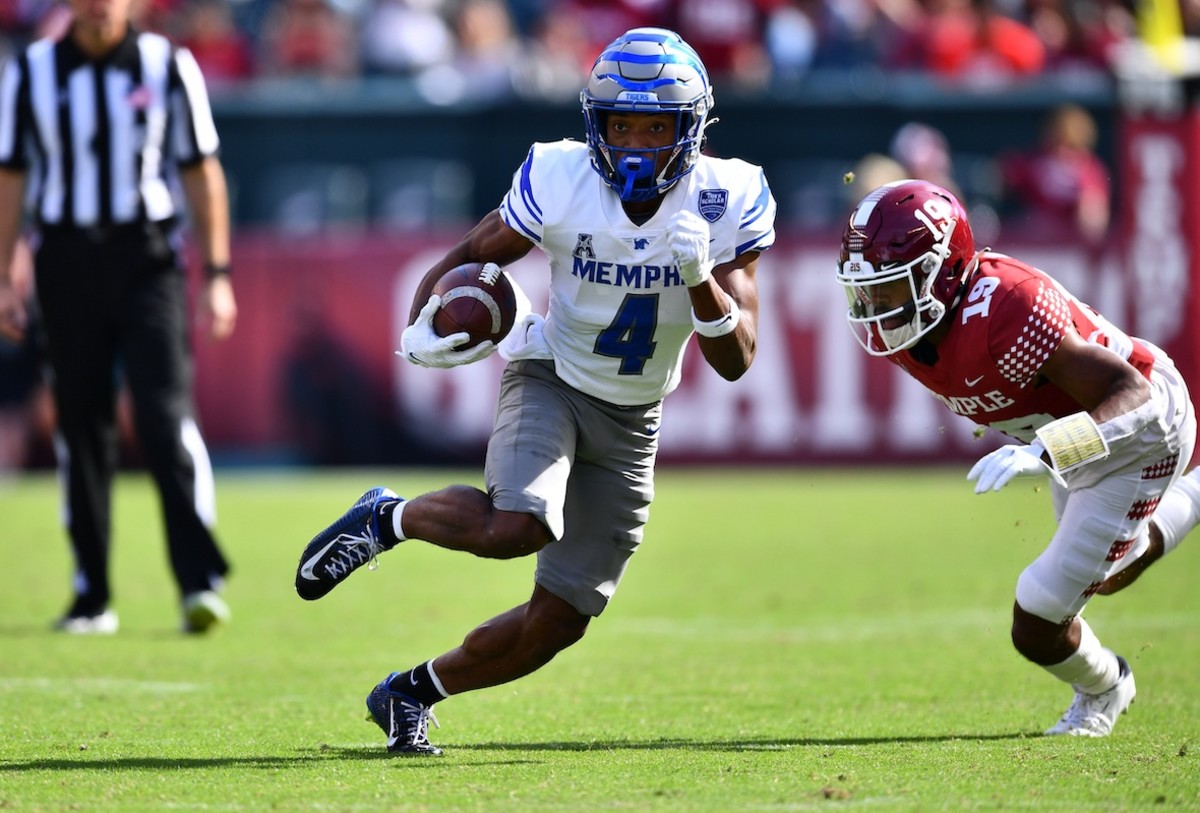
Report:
0,467,1197,812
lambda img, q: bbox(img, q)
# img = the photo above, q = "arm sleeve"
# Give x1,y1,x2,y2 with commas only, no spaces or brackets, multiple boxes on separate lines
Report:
499,145,545,245
167,47,220,166
989,278,1072,388
0,56,30,170
734,166,776,257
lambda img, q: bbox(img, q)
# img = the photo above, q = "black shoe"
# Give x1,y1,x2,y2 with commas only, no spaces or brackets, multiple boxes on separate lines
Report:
365,672,443,755
295,487,400,600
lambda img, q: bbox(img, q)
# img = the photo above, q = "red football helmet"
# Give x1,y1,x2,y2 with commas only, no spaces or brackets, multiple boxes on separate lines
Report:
836,179,977,356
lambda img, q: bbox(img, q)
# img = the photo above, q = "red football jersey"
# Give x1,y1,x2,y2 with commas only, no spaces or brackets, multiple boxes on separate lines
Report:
889,253,1155,443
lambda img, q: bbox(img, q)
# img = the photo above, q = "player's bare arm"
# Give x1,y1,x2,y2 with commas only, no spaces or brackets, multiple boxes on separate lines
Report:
179,156,231,270
180,157,237,340
408,209,534,324
693,251,760,380
1036,330,1151,423
0,167,28,342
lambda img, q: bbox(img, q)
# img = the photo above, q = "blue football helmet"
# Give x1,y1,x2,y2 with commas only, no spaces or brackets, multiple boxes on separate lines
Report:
581,28,715,203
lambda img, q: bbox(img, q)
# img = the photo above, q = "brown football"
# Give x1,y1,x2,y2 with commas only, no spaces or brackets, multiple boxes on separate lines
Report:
431,262,518,349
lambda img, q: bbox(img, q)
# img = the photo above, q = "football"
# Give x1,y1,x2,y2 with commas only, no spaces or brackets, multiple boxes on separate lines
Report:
431,262,518,349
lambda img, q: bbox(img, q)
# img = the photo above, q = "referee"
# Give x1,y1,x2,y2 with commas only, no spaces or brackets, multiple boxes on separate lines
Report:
0,0,237,634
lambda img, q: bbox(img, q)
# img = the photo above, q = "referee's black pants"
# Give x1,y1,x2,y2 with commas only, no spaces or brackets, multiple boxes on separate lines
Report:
34,225,230,613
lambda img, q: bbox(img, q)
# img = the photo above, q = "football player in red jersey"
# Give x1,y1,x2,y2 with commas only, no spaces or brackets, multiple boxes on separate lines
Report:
837,179,1200,737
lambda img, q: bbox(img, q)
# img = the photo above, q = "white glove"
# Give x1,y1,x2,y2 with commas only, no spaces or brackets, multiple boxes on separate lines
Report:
398,294,497,368
967,440,1063,494
669,210,715,287
499,312,552,361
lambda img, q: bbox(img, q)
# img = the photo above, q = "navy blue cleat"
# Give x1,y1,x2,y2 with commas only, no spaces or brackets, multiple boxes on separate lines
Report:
295,487,401,600
366,673,443,755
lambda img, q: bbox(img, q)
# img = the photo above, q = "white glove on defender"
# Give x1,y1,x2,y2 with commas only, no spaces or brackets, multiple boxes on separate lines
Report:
967,440,1063,494
399,294,497,368
669,210,715,288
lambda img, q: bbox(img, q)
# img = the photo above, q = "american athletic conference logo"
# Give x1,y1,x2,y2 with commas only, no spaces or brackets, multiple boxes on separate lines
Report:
698,189,728,222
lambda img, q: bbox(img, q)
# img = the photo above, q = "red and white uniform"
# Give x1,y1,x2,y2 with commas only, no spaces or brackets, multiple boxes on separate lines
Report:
889,252,1155,444
896,252,1196,622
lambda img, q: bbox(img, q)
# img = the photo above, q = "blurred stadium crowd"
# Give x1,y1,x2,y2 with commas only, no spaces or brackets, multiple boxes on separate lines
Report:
2,0,1161,240
0,0,1174,97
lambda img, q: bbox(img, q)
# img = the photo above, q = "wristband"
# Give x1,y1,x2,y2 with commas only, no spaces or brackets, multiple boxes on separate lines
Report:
1034,411,1110,475
204,262,231,280
691,293,741,338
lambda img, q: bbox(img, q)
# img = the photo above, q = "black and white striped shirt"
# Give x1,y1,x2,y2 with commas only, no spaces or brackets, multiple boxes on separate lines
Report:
0,28,219,229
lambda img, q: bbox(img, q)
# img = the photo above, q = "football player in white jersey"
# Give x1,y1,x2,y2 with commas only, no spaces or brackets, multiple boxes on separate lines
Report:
837,179,1200,737
293,27,776,754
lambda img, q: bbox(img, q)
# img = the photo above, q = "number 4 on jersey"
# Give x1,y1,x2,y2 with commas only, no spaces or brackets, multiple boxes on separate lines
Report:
594,293,659,374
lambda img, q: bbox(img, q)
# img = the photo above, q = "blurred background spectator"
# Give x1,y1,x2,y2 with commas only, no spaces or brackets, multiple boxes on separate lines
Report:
888,0,1046,87
423,0,523,102
179,0,256,86
664,0,773,90
554,0,666,59
1,0,1135,93
258,0,359,79
512,2,595,99
359,0,455,77
889,121,962,197
998,102,1112,243
1028,0,1132,77
0,0,1131,242
842,120,1001,244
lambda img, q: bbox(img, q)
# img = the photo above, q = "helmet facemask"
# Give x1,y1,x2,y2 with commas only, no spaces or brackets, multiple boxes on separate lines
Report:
839,218,956,356
583,106,700,202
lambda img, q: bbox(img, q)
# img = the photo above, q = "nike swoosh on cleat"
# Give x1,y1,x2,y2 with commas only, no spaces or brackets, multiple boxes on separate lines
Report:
299,539,341,581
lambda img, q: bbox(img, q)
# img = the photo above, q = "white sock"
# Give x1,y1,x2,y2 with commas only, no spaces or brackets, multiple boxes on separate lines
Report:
1152,468,1200,555
1042,617,1120,694
391,500,409,542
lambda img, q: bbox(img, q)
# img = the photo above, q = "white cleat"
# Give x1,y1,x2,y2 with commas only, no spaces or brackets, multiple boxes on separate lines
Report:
1045,655,1136,737
54,609,119,635
182,590,231,634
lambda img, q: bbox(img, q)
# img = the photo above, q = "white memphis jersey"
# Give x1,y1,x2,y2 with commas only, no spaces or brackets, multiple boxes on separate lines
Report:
499,140,776,405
